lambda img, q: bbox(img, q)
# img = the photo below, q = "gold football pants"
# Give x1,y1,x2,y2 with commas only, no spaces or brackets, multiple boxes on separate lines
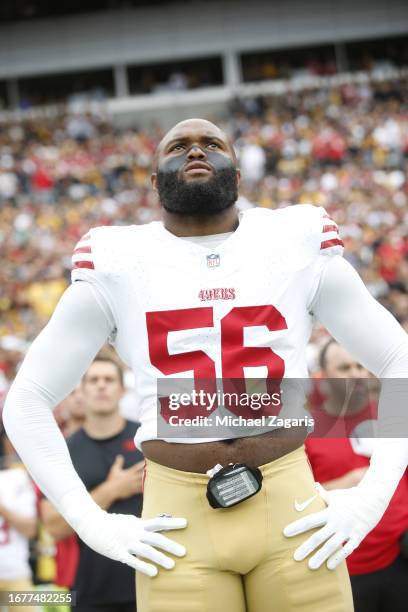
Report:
137,446,354,612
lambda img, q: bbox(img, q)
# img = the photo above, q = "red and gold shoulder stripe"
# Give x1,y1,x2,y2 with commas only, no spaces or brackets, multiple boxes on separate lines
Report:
321,215,344,251
72,233,94,270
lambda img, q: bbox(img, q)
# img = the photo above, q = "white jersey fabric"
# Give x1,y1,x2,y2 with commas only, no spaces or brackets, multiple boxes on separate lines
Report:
4,204,408,509
0,467,36,580
71,206,343,447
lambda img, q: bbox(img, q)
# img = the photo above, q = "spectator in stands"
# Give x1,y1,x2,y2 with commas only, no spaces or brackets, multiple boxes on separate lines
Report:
0,435,37,612
307,338,378,438
306,339,408,612
238,134,266,186
40,355,144,611
0,337,28,414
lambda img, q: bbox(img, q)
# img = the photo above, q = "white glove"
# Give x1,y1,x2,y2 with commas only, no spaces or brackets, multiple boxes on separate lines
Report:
284,438,408,570
283,482,389,570
60,489,187,577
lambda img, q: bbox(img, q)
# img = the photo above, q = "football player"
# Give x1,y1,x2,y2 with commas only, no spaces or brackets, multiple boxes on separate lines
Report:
4,118,408,612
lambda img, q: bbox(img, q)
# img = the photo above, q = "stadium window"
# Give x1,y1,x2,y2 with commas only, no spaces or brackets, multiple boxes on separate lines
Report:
0,81,6,110
127,56,224,95
241,44,337,83
345,35,408,72
18,68,115,107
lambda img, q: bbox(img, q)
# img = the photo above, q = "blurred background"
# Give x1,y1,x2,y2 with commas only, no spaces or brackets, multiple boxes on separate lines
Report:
0,0,407,607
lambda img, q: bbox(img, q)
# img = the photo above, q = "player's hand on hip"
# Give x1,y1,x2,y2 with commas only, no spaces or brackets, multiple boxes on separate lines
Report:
283,482,389,571
75,507,187,576
60,488,187,576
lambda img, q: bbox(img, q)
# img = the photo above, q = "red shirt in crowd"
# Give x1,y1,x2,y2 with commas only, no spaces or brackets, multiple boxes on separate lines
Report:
54,535,79,588
35,485,79,588
306,389,408,575
32,168,53,191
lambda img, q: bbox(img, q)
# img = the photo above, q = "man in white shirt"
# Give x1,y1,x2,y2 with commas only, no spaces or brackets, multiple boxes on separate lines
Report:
0,448,36,612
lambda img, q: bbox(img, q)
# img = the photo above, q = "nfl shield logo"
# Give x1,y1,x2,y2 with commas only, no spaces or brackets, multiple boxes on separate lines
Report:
207,253,220,268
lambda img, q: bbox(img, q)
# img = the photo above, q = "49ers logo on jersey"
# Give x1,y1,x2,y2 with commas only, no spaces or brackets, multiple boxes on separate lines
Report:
198,288,236,302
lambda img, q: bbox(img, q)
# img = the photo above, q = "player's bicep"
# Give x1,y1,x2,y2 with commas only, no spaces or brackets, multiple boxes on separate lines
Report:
312,256,408,377
16,280,113,404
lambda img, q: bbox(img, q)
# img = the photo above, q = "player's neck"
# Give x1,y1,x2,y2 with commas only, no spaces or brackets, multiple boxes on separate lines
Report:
162,206,240,237
83,411,125,439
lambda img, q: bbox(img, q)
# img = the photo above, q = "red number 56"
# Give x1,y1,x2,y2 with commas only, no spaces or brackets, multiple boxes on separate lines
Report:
146,305,287,421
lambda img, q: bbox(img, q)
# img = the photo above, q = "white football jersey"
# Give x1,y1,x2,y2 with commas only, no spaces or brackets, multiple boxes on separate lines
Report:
0,467,36,580
71,205,343,447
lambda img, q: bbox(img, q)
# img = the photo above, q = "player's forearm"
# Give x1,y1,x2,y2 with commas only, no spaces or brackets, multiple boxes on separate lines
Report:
0,505,36,539
4,381,88,506
40,480,118,541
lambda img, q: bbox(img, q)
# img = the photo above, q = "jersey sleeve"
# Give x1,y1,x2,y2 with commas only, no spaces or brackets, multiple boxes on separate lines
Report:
317,209,344,257
70,228,117,334
71,232,95,280
273,204,344,262
304,206,344,310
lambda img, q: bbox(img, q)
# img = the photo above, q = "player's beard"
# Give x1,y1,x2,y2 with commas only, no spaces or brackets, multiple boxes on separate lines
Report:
156,155,238,216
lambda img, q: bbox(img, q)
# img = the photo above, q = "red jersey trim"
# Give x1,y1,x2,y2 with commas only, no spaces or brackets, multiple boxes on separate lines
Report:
321,238,344,250
73,261,95,270
323,224,338,233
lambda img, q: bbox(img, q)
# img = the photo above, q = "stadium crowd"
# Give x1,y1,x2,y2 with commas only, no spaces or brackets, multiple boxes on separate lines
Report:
0,74,407,608
0,77,407,352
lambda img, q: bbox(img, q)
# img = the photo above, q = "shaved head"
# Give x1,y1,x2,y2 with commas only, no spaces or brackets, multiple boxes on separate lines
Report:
152,117,239,217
